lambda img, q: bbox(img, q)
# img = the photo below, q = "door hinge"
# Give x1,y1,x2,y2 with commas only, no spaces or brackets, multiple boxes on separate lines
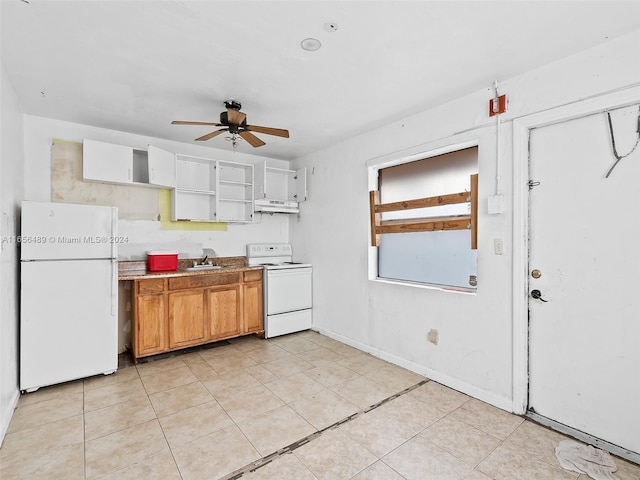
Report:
528,180,540,190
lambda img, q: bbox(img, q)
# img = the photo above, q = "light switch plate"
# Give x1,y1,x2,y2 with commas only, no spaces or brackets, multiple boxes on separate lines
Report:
488,194,504,214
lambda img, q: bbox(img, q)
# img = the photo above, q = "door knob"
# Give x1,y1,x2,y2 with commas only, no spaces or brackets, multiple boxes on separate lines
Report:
530,289,548,302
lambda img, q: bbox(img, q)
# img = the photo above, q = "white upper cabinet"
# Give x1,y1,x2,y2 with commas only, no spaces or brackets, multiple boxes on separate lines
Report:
217,160,254,222
83,139,176,188
171,154,254,223
292,167,307,202
254,160,307,213
83,139,133,184
147,146,176,187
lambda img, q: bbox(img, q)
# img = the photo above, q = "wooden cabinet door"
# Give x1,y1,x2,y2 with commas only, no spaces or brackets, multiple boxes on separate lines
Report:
207,285,241,340
243,281,263,333
135,294,167,357
168,290,206,348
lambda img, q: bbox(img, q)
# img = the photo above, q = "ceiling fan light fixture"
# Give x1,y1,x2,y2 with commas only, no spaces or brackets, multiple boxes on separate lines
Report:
300,37,321,51
225,133,242,149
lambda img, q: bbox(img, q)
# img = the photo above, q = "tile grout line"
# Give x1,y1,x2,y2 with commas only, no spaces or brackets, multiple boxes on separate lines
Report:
218,379,430,480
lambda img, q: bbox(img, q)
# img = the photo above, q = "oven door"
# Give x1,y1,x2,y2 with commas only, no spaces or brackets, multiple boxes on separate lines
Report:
266,267,312,315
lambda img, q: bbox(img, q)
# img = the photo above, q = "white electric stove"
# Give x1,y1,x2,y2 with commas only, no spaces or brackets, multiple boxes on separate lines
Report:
246,243,312,338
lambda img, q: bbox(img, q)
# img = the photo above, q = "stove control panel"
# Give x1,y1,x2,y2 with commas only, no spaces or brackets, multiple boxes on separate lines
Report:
246,243,293,258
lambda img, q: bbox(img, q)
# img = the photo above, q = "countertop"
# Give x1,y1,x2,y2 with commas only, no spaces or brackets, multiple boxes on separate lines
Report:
118,256,262,281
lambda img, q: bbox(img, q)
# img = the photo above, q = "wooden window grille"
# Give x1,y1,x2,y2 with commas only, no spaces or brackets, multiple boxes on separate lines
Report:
369,174,478,249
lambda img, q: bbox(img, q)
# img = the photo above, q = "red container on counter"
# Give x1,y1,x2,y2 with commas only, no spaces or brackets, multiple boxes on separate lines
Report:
147,251,179,272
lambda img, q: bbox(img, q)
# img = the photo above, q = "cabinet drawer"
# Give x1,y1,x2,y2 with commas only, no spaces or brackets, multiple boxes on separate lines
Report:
169,272,241,290
243,270,263,282
137,278,165,294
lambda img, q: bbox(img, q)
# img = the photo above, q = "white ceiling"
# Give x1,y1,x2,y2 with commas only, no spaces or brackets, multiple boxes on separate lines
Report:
3,1,640,160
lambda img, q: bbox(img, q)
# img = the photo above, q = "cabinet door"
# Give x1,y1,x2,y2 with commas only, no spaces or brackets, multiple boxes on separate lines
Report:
135,294,167,357
207,285,241,340
243,281,263,334
168,290,206,348
254,160,267,199
291,167,307,202
148,145,176,187
83,139,133,184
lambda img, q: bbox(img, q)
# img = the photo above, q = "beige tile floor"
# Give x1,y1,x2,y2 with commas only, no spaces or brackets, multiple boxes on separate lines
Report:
2,330,639,480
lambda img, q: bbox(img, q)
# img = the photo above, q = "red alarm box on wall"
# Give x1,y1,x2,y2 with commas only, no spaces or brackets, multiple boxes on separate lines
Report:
147,251,178,272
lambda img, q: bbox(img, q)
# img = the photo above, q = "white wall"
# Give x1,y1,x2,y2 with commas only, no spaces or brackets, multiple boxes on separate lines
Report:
0,60,25,444
24,116,291,259
290,30,640,411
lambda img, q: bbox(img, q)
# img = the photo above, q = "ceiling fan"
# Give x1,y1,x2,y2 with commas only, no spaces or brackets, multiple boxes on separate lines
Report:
171,100,289,148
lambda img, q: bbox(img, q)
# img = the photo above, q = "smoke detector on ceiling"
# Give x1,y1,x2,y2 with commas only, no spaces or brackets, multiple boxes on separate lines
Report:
300,38,321,51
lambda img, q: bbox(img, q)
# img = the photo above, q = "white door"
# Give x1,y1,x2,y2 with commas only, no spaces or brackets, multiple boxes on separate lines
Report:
148,145,176,187
20,259,117,391
291,167,307,202
83,139,133,184
528,109,640,455
21,201,117,260
266,268,313,315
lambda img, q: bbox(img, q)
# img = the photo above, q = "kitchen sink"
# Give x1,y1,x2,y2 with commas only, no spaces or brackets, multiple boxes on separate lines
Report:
182,265,223,272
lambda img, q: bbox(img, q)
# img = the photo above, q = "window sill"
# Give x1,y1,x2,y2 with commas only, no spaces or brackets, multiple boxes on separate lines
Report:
370,276,477,295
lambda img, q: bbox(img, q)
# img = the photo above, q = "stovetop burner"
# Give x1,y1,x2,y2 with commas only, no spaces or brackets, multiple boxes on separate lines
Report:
246,243,312,269
258,261,308,268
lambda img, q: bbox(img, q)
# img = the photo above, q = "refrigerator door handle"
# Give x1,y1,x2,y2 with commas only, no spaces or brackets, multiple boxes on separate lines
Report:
111,207,118,260
111,259,118,316
109,207,118,316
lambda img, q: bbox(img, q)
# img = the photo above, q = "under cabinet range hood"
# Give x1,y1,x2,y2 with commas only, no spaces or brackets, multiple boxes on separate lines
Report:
254,199,299,214
254,162,307,214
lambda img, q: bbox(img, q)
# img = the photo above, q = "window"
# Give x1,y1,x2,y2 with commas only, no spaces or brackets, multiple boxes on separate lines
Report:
370,147,478,290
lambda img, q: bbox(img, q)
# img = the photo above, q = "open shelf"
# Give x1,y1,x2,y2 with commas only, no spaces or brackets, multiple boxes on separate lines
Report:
171,155,254,223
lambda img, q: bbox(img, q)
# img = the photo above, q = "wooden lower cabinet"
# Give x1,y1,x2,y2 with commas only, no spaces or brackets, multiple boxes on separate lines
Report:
132,269,263,360
243,281,263,334
207,285,241,340
168,290,206,348
135,293,167,357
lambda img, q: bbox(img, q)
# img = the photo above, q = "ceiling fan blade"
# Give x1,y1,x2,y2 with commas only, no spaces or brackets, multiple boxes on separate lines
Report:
245,125,290,138
172,120,222,126
239,130,266,148
195,129,227,141
226,109,247,125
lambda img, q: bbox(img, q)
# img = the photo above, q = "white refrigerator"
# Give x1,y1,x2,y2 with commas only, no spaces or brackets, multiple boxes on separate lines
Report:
20,201,119,392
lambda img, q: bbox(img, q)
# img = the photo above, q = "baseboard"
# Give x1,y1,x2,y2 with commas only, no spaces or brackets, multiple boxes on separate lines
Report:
0,389,20,447
314,327,514,413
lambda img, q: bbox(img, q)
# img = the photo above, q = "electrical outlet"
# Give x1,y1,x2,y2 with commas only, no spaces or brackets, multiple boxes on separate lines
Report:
494,238,504,255
427,329,439,345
